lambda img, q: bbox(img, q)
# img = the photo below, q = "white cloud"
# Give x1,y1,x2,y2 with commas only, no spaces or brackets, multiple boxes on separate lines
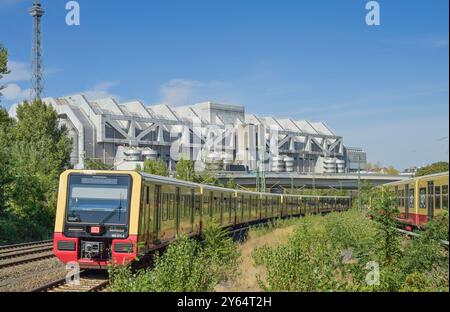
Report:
160,78,234,106
1,83,31,101
430,37,449,48
81,81,121,101
1,60,30,83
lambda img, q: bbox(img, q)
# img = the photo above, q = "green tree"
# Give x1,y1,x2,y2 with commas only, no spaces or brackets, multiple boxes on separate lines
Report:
175,157,195,182
226,177,238,189
385,166,399,175
0,107,13,135
371,189,401,266
0,140,9,216
137,159,169,177
85,157,111,170
1,100,72,243
0,44,10,101
0,108,12,212
416,162,449,177
194,164,221,186
13,100,72,175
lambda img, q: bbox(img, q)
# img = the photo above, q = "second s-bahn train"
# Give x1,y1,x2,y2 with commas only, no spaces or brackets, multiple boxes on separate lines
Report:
53,170,352,269
383,171,449,228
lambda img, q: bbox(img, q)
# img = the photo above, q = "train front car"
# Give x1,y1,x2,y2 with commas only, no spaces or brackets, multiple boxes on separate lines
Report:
53,170,142,269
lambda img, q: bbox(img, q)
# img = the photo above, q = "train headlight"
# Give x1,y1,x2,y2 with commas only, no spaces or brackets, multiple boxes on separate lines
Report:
114,243,133,253
57,240,76,251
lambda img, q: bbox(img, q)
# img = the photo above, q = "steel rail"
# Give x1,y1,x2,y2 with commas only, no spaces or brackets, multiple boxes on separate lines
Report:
0,246,53,261
0,242,53,256
0,253,55,270
31,271,109,292
0,240,53,252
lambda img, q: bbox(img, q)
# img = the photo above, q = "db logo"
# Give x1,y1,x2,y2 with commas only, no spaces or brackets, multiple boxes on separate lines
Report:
90,226,101,234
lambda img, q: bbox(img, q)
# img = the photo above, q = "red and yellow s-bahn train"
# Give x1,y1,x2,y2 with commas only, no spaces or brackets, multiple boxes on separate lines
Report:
383,172,449,229
53,170,352,269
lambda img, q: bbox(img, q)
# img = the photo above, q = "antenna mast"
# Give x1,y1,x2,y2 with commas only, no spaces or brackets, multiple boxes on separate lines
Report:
29,0,45,100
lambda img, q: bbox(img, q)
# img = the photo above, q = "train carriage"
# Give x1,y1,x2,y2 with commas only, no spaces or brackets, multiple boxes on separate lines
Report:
383,172,449,228
53,170,352,269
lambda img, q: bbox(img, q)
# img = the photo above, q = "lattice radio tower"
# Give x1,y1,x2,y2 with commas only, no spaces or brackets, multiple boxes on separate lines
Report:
29,0,45,100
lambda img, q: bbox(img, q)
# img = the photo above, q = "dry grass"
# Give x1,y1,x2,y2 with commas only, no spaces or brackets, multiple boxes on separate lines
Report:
215,225,294,292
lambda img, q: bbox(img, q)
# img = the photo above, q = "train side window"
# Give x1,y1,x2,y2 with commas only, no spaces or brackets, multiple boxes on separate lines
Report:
162,193,168,221
202,192,209,219
408,189,415,209
419,188,426,209
170,193,176,219
443,186,448,210
435,186,441,209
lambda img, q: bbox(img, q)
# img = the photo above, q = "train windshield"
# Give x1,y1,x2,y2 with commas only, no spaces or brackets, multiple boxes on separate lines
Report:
66,175,131,225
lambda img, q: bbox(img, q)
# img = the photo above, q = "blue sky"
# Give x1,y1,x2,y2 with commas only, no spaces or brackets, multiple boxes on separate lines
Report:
0,0,448,170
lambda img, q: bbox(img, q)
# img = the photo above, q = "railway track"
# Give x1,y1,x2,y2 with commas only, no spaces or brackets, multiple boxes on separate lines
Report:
395,227,449,248
0,240,55,270
0,240,53,253
0,245,53,260
31,271,109,292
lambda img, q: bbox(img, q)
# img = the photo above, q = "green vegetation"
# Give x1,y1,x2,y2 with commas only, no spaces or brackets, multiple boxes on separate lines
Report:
225,177,238,189
108,223,239,292
0,99,72,244
173,157,222,186
175,157,195,181
136,159,169,177
252,207,448,292
0,44,10,100
416,162,449,177
84,158,111,170
366,162,400,175
288,187,350,197
194,164,221,186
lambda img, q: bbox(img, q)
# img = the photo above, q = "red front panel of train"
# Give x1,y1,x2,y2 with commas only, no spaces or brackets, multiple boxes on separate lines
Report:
53,232,138,269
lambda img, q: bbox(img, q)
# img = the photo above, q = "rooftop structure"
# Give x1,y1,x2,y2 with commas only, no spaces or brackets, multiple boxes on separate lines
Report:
9,94,367,173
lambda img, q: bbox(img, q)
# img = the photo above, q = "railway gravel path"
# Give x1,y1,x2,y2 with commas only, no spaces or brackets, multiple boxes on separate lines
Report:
0,257,67,292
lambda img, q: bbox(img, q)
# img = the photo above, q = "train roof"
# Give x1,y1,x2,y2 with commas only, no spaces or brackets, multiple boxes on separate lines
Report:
63,169,351,199
383,171,449,186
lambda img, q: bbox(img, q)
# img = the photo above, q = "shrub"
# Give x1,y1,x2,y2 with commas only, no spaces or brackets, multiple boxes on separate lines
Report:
252,209,449,292
109,224,240,292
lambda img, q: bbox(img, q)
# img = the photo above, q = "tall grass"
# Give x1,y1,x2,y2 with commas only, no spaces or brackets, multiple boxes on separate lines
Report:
108,222,240,292
252,209,449,292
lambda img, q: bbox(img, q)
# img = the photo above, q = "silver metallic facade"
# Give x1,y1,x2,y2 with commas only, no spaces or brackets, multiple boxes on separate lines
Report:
9,94,366,173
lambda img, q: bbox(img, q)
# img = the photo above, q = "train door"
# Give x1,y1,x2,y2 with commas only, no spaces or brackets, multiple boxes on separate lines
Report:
235,194,242,224
176,187,180,234
193,189,202,233
138,184,147,248
231,194,236,225
403,185,409,220
202,190,213,224
408,185,415,223
223,192,231,226
154,184,161,241
144,184,152,244
427,181,434,220
434,186,441,212
443,185,449,211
